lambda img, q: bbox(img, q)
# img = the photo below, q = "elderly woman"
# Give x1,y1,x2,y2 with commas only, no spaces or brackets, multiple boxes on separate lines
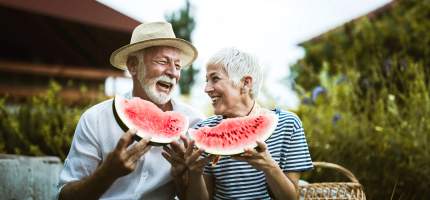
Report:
163,47,313,200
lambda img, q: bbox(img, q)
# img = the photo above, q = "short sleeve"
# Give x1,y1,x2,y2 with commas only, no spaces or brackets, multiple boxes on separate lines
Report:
279,113,313,172
57,111,102,193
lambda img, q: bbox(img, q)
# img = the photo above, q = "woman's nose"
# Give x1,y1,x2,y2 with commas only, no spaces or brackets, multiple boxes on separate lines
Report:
204,83,213,93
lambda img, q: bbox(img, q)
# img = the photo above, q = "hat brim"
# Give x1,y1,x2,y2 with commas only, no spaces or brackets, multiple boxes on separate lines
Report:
110,38,198,70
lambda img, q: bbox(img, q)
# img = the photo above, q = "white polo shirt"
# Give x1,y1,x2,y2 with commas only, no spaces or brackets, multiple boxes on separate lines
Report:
58,93,204,200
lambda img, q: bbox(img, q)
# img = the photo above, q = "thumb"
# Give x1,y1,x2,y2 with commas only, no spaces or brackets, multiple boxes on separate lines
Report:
255,140,267,152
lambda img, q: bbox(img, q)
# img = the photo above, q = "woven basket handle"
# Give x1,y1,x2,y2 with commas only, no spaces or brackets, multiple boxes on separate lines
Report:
312,161,360,183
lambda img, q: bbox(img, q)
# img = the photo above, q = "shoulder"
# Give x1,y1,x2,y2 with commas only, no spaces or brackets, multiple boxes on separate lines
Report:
193,115,223,128
274,108,303,130
80,98,114,121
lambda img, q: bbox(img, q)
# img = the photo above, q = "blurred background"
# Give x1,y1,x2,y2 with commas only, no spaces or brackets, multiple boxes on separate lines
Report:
0,0,429,199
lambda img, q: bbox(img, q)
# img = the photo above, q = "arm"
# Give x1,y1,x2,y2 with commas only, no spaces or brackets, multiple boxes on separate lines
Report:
233,141,299,200
203,174,214,199
162,137,214,200
59,166,117,200
185,173,215,200
264,167,300,199
185,141,214,200
59,130,151,200
187,171,209,200
162,136,189,200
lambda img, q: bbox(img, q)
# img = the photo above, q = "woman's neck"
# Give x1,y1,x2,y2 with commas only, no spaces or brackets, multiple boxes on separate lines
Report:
224,98,256,118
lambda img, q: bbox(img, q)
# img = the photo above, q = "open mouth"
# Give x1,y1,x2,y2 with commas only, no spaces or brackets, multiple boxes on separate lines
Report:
156,81,173,93
210,96,220,105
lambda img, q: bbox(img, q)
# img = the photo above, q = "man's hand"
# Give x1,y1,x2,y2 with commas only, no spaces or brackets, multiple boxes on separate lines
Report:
99,129,152,179
59,129,151,200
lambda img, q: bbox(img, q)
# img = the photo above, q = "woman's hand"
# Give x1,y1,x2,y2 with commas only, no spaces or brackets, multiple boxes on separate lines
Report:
162,135,189,178
184,140,214,177
162,136,214,177
232,141,278,173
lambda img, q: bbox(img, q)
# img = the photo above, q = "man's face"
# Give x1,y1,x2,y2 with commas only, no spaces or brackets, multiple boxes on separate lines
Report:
137,46,182,105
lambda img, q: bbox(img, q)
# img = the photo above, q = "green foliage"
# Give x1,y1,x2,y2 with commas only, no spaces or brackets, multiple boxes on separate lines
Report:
293,0,430,91
292,0,430,199
0,82,100,160
166,0,198,95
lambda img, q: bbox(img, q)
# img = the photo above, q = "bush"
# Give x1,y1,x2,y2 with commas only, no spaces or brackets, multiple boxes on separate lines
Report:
292,1,430,199
297,62,429,199
0,82,104,160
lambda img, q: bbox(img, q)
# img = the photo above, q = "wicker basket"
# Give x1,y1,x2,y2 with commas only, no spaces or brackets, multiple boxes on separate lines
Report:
299,162,366,200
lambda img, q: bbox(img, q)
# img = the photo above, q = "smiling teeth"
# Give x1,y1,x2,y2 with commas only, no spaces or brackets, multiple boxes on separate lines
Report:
211,97,219,103
158,81,172,88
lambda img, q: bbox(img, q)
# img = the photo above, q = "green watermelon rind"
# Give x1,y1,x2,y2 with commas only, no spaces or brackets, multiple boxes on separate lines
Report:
113,95,188,144
189,111,278,155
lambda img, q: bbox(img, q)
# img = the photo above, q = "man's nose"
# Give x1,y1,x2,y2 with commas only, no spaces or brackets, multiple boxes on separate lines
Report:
165,62,179,80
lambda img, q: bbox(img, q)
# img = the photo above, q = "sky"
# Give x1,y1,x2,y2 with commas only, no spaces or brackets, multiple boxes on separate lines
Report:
99,0,391,113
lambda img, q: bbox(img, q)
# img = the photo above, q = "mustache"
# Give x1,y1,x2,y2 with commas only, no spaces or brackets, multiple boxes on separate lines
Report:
155,75,176,85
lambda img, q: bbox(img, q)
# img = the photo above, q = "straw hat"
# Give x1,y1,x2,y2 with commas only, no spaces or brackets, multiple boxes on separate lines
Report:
110,22,198,70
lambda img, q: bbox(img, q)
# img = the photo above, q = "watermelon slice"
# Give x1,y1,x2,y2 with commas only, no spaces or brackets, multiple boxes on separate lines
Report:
189,110,278,155
113,95,189,144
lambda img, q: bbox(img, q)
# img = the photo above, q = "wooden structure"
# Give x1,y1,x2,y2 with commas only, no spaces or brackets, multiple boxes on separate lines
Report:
0,0,140,103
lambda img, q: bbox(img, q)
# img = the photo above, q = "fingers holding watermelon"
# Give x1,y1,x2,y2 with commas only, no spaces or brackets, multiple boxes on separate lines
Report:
255,140,268,152
232,140,278,173
115,129,136,150
161,136,190,178
99,129,152,179
162,145,187,177
180,135,190,149
169,136,189,157
185,146,215,176
162,136,213,178
126,137,152,162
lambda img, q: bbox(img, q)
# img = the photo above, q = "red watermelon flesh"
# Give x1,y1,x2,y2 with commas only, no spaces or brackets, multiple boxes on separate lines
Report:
189,111,278,155
113,95,188,144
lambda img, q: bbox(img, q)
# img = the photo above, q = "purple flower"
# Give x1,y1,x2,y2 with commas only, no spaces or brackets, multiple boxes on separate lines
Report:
311,86,326,102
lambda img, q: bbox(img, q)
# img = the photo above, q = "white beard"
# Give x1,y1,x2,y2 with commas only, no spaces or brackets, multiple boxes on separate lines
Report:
137,67,176,105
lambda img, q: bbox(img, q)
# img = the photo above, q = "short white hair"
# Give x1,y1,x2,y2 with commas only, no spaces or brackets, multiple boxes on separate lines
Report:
207,47,263,99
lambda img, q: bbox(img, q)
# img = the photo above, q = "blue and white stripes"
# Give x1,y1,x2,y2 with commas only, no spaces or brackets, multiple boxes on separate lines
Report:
192,108,313,200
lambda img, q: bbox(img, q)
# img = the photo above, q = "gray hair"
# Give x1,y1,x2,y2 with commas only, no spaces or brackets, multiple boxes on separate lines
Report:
207,47,263,99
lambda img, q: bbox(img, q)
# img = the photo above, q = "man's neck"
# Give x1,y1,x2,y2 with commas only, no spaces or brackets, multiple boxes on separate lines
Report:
157,100,173,112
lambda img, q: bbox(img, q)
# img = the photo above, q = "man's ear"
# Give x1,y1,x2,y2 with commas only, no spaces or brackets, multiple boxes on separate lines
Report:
126,56,139,76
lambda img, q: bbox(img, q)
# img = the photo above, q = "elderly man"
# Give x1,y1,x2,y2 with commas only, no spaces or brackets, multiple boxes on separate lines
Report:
58,22,203,200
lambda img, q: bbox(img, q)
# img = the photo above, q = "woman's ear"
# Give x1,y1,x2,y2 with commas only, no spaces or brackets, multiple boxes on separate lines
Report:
241,76,253,93
126,56,139,76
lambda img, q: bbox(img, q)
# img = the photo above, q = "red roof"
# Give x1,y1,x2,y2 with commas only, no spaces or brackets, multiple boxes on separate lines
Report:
0,0,140,32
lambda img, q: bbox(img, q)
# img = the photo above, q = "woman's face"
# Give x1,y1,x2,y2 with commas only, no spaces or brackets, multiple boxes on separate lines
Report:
205,64,243,116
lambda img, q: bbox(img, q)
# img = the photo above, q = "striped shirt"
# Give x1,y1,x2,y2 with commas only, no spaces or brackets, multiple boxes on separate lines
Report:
193,108,313,200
